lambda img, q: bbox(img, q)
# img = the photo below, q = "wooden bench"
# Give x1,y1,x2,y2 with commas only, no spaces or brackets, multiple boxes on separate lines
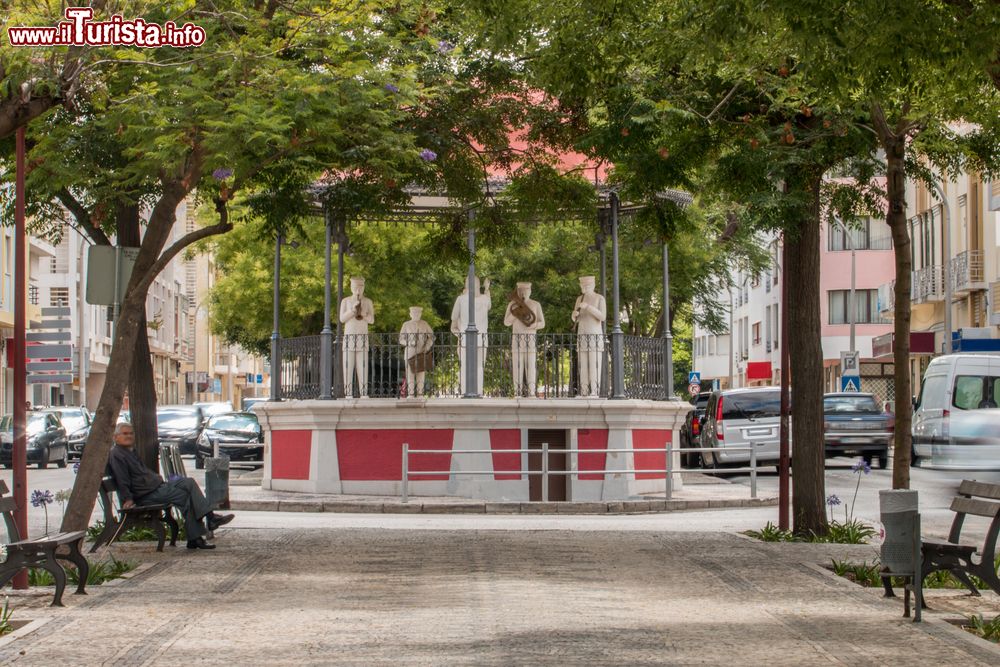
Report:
90,476,179,553
921,480,1000,597
0,480,88,607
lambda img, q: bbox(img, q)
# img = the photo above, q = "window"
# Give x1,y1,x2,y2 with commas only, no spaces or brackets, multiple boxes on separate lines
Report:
828,289,885,325
772,307,779,349
918,374,948,410
752,322,761,345
49,287,69,307
952,375,1000,410
709,336,716,355
828,218,892,251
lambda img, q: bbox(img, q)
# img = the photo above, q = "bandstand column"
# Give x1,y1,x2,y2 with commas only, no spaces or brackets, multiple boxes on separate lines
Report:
269,231,283,401
610,192,625,399
319,206,333,399
333,217,346,398
662,240,674,400
464,210,480,398
598,211,609,397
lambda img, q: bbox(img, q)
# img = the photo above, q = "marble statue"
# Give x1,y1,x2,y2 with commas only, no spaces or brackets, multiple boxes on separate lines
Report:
503,282,545,397
399,306,434,397
571,275,606,397
451,276,491,394
339,276,374,397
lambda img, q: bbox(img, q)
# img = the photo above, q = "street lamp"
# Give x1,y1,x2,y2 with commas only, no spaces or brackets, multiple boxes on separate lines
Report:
831,218,857,354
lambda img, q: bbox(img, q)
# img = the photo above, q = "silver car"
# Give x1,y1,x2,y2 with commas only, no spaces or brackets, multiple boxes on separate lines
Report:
698,387,784,468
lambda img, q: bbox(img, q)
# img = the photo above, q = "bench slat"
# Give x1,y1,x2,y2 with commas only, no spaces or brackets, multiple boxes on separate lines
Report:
950,496,1000,518
0,497,18,513
958,480,1000,500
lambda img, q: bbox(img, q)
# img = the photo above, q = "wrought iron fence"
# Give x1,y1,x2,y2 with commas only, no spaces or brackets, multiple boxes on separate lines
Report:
278,331,671,400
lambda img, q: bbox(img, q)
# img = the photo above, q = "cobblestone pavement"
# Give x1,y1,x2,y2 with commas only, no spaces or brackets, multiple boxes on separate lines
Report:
2,526,998,665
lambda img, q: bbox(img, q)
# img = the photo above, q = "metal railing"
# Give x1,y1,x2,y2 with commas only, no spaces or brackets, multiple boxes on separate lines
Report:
913,265,944,303
280,332,671,400
401,440,759,503
950,249,985,293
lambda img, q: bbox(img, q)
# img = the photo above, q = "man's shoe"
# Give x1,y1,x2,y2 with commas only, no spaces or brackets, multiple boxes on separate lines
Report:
207,513,234,531
187,537,216,550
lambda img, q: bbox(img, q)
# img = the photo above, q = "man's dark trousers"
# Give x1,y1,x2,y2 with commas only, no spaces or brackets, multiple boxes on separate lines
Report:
138,478,211,540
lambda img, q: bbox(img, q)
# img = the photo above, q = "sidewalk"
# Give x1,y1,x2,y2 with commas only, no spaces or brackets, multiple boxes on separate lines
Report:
225,470,778,514
2,521,998,665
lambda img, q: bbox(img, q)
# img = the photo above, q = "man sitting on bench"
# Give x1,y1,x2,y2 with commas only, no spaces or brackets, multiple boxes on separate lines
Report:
108,422,234,550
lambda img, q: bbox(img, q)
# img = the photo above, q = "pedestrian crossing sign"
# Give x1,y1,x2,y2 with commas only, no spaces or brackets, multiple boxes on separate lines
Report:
840,376,861,393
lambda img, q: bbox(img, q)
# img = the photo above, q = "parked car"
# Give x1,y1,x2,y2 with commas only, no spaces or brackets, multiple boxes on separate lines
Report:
913,353,1000,469
823,392,893,469
242,397,267,412
194,402,235,419
41,406,92,460
681,391,711,467
156,405,206,456
117,409,131,424
195,411,263,469
698,387,784,469
0,412,70,469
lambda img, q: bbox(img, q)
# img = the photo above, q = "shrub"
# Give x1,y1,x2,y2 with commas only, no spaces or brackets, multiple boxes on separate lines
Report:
966,614,1000,643
25,556,137,587
744,521,798,542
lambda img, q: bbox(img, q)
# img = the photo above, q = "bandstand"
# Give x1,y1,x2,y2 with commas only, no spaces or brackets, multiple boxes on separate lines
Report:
256,188,693,501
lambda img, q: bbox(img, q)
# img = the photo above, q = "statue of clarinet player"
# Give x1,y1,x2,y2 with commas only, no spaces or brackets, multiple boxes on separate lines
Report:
571,275,606,397
504,282,545,397
339,276,375,397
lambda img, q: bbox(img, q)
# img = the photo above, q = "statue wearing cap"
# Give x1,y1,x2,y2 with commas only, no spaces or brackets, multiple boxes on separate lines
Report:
571,275,606,397
450,276,491,395
504,282,545,397
339,276,375,397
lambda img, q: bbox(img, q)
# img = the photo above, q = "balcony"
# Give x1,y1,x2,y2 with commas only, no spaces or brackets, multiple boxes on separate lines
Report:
950,249,986,294
913,265,944,304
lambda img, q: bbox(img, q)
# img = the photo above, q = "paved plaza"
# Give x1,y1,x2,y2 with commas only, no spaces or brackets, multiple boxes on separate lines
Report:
2,514,999,665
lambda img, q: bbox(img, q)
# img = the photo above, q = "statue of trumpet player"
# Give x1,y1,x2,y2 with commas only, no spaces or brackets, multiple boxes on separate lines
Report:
450,275,491,395
339,276,375,397
504,282,545,397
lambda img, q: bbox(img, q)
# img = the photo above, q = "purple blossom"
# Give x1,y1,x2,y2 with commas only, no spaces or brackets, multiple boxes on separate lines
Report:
851,458,872,475
30,489,53,508
383,83,399,93
419,149,437,162
212,167,233,181
826,494,842,507
73,461,80,474
437,40,454,54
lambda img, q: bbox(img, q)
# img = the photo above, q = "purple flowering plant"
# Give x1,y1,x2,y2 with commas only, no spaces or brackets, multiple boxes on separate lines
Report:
383,82,399,93
418,148,437,162
212,167,233,181
31,489,54,534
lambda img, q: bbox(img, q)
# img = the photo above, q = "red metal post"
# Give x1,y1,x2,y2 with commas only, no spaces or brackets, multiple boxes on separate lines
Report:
13,126,28,588
779,234,791,531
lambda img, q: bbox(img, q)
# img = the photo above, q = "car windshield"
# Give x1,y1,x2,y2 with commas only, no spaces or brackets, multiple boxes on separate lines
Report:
157,409,200,430
197,403,233,417
723,392,781,420
824,396,880,414
50,411,86,431
1,414,49,435
207,414,258,432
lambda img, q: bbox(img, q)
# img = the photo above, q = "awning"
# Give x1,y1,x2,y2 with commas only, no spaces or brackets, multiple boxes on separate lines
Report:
746,361,772,381
872,332,936,358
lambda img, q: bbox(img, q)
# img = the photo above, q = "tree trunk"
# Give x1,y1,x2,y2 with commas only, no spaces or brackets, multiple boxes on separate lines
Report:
117,204,160,471
788,171,827,535
885,138,913,490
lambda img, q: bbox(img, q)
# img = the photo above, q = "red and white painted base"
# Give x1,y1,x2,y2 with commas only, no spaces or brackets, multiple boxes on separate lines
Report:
256,399,690,501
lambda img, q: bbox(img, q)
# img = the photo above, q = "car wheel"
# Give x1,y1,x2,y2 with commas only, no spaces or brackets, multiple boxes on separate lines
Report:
878,452,889,470
57,447,68,468
195,453,205,470
863,454,873,467
37,447,49,469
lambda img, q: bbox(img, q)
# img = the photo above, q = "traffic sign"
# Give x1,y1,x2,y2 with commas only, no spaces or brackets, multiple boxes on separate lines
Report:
840,376,861,392
256,374,263,384
840,351,860,376
688,371,701,384
687,383,701,396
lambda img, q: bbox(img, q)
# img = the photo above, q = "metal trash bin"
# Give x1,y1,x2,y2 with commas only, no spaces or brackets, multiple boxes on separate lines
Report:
879,489,921,621
204,455,230,510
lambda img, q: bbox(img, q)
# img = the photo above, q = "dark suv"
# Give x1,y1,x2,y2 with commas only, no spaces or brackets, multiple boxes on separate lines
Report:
681,391,711,467
156,405,206,456
195,412,263,469
823,392,893,469
41,407,92,459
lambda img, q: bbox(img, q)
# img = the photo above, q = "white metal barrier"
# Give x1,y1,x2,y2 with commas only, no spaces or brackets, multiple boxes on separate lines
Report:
401,440,759,503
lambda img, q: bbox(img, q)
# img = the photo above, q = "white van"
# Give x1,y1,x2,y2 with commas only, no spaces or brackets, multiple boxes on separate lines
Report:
912,354,1000,469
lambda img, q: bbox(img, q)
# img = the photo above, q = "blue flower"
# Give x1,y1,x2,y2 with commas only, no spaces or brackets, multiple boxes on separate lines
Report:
437,40,454,54
30,490,53,508
852,459,872,475
419,149,437,162
383,83,399,93
826,494,842,507
212,167,233,181
73,461,80,474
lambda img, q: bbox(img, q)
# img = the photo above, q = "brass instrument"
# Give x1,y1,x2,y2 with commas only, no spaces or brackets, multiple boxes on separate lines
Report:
508,289,536,327
353,296,364,320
